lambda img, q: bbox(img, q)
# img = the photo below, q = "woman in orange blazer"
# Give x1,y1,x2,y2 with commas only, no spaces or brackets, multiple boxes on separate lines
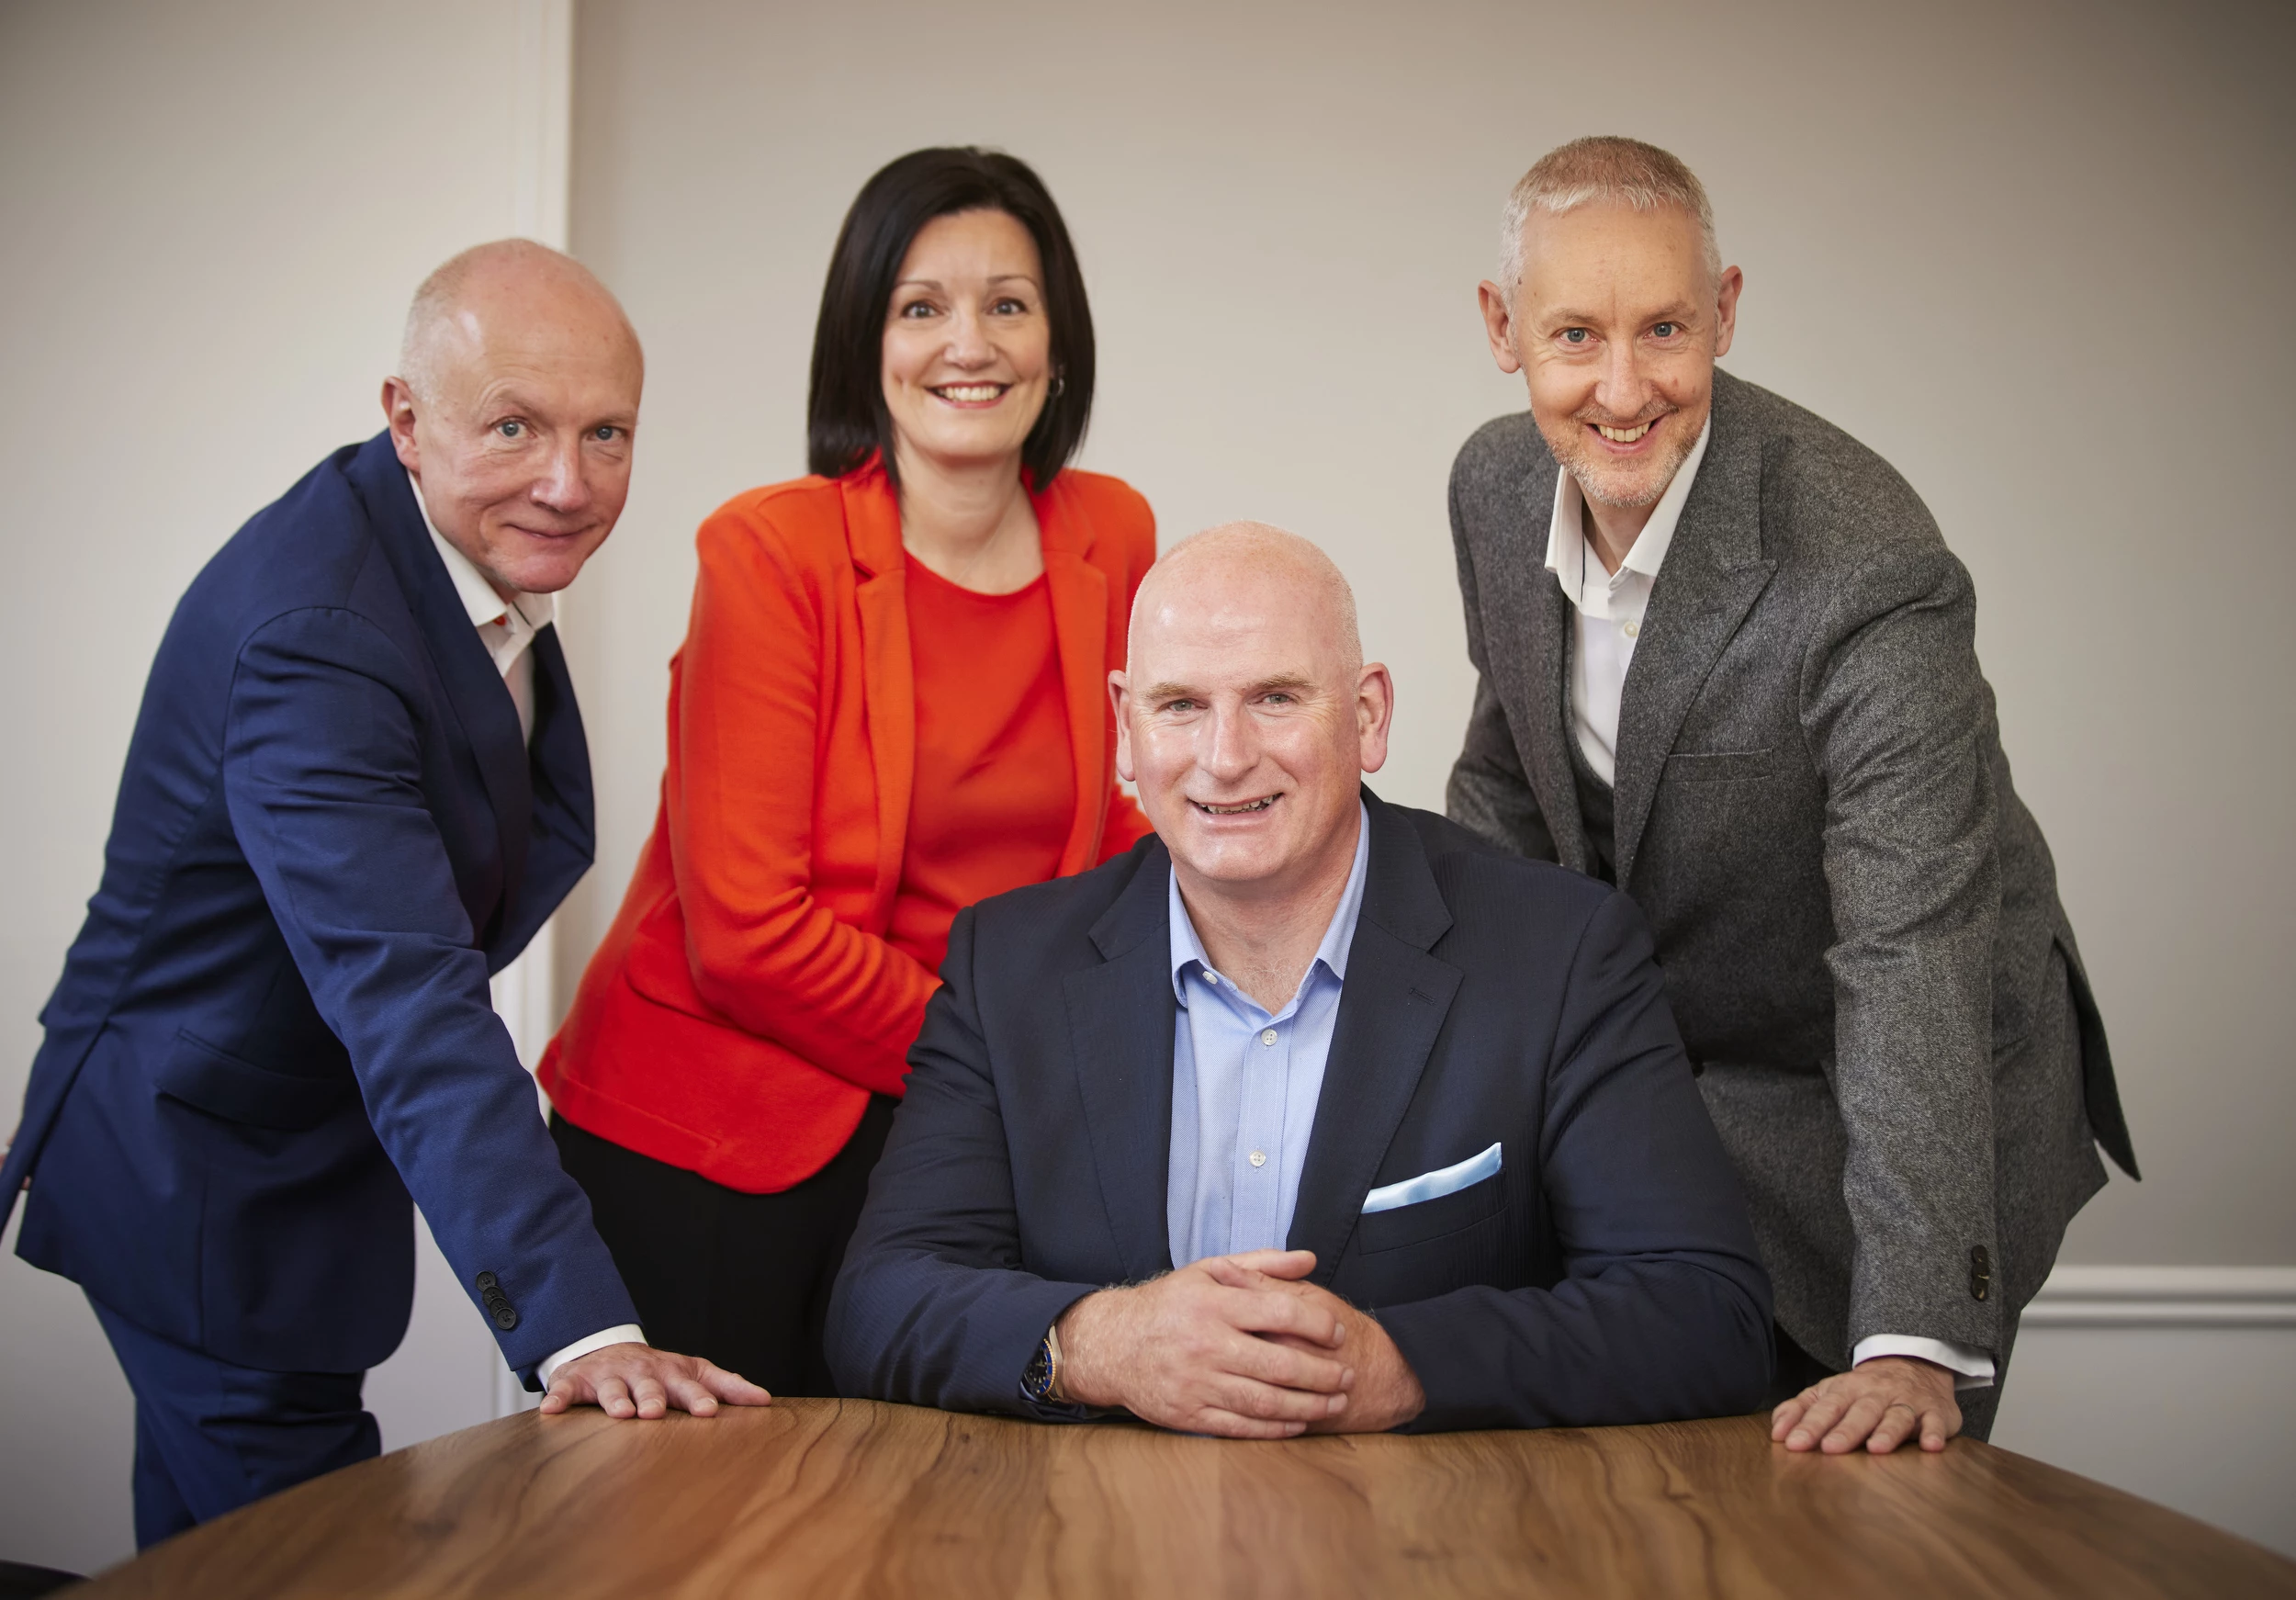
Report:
540,149,1155,1396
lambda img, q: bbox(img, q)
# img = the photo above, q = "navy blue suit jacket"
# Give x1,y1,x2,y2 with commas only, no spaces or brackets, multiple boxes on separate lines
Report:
2,432,637,1377
827,792,1774,1431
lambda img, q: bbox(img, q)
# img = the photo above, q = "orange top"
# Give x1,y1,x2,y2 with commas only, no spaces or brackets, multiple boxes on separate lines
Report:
540,463,1156,1194
887,556,1075,976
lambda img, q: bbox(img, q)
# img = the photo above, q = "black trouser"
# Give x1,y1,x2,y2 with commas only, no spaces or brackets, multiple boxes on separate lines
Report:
549,1096,897,1398
1766,1321,2013,1442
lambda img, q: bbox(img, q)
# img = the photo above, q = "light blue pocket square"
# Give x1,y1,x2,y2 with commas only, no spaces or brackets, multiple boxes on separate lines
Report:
1360,1142,1503,1214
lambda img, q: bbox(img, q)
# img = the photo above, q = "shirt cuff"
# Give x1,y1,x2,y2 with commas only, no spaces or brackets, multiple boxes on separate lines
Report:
1852,1334,1996,1391
536,1324,647,1388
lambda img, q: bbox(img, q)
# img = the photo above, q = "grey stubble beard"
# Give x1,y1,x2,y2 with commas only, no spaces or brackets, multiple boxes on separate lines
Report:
1547,411,1699,513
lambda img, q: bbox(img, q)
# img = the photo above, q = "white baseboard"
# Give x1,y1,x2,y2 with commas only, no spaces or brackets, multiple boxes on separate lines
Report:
2025,1265,2296,1328
1996,1265,2296,1560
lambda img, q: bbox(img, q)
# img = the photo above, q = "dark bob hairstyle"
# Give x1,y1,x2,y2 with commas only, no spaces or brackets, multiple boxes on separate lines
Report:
807,147,1095,487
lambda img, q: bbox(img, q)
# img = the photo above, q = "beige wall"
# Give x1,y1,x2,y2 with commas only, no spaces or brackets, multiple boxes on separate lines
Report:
566,0,2294,1268
0,0,534,1574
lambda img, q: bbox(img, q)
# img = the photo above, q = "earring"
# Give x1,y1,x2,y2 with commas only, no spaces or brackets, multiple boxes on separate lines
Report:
1049,371,1066,400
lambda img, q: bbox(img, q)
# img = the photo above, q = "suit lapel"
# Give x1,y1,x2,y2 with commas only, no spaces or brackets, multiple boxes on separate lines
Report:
1480,450,1591,873
1035,477,1113,876
1287,794,1461,1284
347,434,533,922
1525,571,1590,874
490,621,594,963
1610,376,1777,887
1064,842,1179,1280
844,469,916,934
525,619,593,865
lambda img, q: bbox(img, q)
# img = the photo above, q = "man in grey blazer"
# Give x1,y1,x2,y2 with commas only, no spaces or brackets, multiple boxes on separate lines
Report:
1446,137,2137,1453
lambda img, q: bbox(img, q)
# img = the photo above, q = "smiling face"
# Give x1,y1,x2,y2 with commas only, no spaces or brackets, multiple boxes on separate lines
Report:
881,208,1052,479
1112,527,1392,908
1480,200,1740,510
385,254,643,597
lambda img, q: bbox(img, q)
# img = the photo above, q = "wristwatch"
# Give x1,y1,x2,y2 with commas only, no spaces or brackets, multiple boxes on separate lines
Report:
1020,1322,1064,1404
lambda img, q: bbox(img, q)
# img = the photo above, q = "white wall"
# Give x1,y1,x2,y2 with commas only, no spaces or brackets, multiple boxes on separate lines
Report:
566,0,2294,1553
0,0,549,1575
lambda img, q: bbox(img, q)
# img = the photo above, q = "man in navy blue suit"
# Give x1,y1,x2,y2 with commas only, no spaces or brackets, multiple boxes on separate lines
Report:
1,241,766,1547
827,524,1773,1434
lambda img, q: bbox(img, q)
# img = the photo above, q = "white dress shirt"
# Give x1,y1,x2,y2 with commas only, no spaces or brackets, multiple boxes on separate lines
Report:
1541,435,1994,1392
409,474,644,1386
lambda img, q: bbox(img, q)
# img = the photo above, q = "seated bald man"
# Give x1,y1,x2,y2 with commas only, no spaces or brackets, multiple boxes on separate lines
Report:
827,524,1773,1434
1,241,764,1547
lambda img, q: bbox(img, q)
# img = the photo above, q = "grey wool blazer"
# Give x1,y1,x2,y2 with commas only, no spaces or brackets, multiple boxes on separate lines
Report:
1446,368,2137,1370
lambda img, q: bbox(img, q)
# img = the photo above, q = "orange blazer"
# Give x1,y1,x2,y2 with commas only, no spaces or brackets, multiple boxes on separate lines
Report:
540,463,1156,1193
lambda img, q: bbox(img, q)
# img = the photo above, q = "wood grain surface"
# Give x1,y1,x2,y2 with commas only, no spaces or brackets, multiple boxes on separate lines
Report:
72,1401,2296,1598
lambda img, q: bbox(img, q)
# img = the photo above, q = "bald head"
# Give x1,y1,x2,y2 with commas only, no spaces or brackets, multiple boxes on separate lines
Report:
1114,522,1391,918
398,239,639,405
1131,522,1362,682
383,239,646,601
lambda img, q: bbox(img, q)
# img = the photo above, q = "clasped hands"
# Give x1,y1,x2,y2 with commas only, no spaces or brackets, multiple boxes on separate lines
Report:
1055,1248,1424,1437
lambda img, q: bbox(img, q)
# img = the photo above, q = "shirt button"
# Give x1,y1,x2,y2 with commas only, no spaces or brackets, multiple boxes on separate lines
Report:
1203,973,1219,986
1260,1028,1278,1047
1623,620,1640,638
1249,1151,1267,1167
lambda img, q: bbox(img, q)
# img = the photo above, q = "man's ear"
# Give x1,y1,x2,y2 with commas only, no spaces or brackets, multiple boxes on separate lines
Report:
1356,662,1395,775
1712,265,1744,360
382,377,422,473
1109,670,1134,783
1477,281,1523,376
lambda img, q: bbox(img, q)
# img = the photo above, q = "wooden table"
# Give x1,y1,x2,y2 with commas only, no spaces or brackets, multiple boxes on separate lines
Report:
73,1401,2295,1597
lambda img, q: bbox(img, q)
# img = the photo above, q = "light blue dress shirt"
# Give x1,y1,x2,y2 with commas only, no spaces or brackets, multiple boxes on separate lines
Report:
1165,805,1370,1268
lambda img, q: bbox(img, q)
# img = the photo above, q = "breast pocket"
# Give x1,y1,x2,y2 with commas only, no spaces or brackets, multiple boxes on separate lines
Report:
1662,748,1775,783
1356,1152,1506,1255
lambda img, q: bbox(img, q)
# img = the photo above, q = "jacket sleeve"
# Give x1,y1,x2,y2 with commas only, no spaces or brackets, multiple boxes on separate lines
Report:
1377,892,1775,1430
667,509,939,1096
824,903,1100,1417
1800,539,2004,1357
224,607,637,1380
1444,450,1559,862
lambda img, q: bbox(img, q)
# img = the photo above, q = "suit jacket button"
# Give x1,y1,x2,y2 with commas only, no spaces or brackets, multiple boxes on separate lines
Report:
476,1271,500,1291
492,1303,519,1331
1969,1245,1992,1301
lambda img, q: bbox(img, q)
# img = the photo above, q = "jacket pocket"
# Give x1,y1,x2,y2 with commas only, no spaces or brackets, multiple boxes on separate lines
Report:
153,1029,359,1131
1356,1167,1505,1255
1663,748,1775,783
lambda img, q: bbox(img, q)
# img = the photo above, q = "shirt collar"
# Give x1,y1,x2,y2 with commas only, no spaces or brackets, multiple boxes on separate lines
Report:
1543,417,1713,602
407,470,557,635
1168,801,1372,1007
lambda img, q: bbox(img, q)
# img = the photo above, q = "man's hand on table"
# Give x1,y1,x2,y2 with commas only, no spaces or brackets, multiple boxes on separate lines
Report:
539,1343,772,1420
1772,1355,1962,1454
1055,1248,1362,1437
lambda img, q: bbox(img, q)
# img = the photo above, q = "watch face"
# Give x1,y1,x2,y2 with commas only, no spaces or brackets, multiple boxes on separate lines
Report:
1022,1340,1055,1402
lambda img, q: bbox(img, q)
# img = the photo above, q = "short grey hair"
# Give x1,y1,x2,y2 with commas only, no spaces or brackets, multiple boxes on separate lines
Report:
1498,136,1721,293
